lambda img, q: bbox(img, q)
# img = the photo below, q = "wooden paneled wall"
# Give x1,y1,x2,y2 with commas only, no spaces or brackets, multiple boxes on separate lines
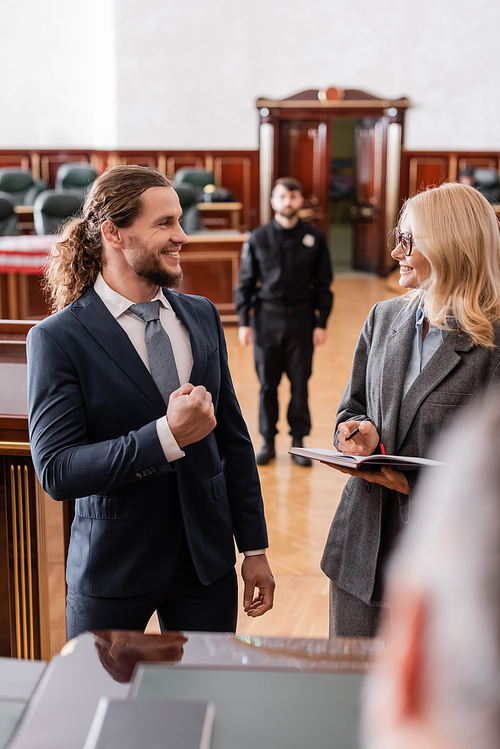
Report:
400,150,500,202
0,149,260,231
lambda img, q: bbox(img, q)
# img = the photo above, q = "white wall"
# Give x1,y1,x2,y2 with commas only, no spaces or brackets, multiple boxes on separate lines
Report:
1,0,499,151
0,0,117,148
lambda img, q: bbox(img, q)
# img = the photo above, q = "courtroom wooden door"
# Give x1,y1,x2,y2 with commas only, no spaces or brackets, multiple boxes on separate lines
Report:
259,88,408,275
351,118,387,272
278,119,329,233
277,116,391,272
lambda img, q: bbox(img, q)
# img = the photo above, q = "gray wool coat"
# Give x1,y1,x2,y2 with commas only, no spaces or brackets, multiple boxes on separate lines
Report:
321,295,500,606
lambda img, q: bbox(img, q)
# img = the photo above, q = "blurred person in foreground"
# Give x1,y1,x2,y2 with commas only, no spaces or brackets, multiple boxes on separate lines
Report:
321,182,500,637
363,396,500,749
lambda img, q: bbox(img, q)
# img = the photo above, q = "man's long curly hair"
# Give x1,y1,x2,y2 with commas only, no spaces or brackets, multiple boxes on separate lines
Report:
44,165,173,312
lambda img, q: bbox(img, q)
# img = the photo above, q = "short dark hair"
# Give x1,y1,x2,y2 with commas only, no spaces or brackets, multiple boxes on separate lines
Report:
272,177,303,195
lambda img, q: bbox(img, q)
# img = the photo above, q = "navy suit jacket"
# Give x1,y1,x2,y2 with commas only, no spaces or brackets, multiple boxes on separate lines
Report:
27,287,268,597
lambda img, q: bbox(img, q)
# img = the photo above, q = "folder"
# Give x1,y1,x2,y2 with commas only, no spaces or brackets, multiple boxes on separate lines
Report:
289,447,447,470
83,697,214,749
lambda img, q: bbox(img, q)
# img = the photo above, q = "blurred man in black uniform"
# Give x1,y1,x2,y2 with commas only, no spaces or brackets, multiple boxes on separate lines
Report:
234,177,333,466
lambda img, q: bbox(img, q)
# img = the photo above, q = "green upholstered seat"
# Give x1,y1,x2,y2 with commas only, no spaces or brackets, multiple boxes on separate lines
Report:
0,169,47,207
33,190,83,235
174,168,215,191
174,185,202,234
474,168,500,204
55,162,99,197
0,192,19,236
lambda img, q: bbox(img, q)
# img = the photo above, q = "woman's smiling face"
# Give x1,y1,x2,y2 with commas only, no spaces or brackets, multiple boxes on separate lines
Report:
391,211,432,290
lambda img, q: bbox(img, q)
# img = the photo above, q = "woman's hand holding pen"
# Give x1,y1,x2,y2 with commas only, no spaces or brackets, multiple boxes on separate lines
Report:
329,419,410,494
337,419,379,456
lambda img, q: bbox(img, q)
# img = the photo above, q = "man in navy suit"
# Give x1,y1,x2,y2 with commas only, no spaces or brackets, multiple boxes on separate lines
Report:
27,165,274,639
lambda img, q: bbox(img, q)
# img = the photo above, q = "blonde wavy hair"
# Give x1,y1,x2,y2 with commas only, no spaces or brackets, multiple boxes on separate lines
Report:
44,165,173,312
400,182,500,348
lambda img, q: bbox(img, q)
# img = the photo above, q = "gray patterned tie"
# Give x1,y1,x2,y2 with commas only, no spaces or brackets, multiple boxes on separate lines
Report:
129,300,180,406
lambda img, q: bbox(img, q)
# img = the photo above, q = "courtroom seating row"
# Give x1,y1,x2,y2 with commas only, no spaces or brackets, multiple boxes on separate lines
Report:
0,149,259,232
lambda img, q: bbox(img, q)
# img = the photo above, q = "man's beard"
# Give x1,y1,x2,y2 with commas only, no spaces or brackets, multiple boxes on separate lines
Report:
276,208,297,220
127,236,183,289
136,264,183,289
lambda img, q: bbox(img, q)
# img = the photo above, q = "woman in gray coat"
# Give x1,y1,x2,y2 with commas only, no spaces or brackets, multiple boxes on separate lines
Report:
321,182,500,637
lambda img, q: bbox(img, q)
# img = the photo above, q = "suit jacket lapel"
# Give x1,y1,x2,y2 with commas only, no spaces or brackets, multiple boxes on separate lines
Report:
164,289,207,385
71,288,166,414
378,299,418,454
395,329,472,451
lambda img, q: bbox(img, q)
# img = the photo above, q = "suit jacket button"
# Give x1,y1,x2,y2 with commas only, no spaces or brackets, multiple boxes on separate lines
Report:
135,472,142,478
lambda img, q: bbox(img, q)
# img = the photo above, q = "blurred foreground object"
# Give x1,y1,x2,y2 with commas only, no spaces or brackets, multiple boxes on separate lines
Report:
363,394,500,749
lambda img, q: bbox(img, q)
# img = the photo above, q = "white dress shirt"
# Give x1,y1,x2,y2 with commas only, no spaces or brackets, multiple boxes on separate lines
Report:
94,273,192,462
94,274,265,556
402,298,449,400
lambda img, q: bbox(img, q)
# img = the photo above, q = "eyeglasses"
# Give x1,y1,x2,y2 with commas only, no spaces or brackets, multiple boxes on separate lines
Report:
394,228,414,256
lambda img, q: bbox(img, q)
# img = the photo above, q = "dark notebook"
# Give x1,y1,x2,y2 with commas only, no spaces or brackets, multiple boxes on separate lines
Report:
83,698,214,749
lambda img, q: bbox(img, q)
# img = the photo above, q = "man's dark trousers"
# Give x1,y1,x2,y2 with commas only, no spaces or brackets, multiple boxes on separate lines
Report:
252,302,315,440
66,536,238,639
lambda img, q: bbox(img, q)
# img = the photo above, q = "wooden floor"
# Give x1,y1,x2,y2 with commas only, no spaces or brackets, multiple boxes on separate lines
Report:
46,272,399,654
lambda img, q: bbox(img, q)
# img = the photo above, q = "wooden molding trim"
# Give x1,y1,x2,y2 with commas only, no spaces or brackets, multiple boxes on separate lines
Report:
186,233,247,244
256,98,410,109
0,441,31,455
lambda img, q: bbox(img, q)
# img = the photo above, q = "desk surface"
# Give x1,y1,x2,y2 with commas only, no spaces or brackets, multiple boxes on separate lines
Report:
0,657,46,702
132,666,363,749
13,207,34,215
196,202,242,210
0,658,46,749
7,631,380,749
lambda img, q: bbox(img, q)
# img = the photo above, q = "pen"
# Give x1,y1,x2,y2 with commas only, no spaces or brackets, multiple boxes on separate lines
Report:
345,418,371,441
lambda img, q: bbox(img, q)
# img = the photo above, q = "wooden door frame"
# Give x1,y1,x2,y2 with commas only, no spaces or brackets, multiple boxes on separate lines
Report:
257,88,409,275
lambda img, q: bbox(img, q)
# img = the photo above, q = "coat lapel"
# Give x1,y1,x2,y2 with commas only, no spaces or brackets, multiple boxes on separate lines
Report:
163,289,208,385
395,328,472,451
70,288,166,414
378,299,418,454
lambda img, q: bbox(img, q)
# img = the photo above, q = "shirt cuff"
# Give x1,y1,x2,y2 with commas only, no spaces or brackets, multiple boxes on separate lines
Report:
243,549,267,556
156,416,185,462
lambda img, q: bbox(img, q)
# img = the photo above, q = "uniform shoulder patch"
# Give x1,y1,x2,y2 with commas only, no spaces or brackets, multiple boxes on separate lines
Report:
302,233,316,248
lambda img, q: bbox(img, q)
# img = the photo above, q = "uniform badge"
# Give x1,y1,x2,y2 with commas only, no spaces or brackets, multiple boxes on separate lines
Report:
302,234,315,247
241,242,249,259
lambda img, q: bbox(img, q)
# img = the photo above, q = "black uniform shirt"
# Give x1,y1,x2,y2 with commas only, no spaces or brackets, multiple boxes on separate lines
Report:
234,219,334,327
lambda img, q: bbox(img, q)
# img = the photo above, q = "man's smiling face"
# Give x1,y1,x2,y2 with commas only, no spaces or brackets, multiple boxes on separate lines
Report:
121,186,188,288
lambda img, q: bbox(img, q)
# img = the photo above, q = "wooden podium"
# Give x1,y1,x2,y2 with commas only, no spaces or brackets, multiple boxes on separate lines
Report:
0,321,67,660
